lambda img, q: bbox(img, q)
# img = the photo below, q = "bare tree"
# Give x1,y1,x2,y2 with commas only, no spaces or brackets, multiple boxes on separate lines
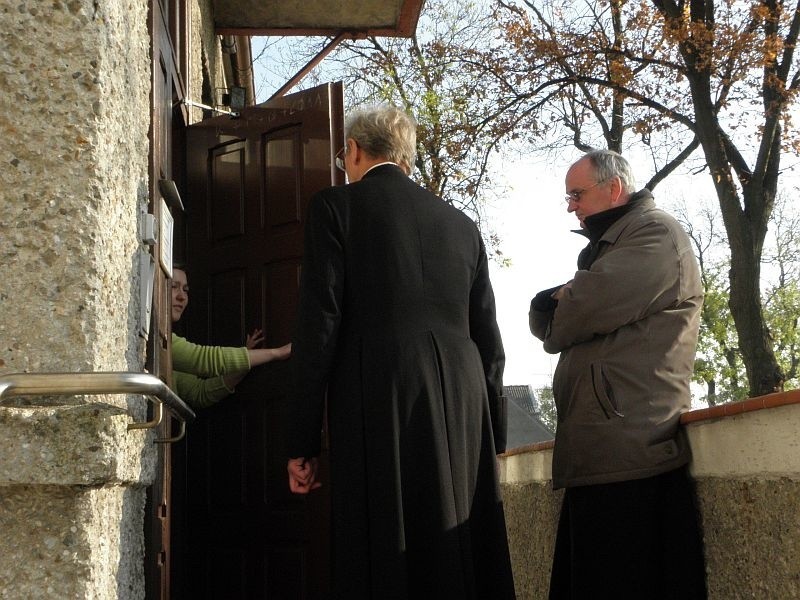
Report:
675,192,800,402
491,0,800,396
329,0,520,240
253,0,520,258
676,201,746,405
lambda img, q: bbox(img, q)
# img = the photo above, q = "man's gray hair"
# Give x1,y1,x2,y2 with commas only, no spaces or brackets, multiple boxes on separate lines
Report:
345,104,417,175
583,149,637,194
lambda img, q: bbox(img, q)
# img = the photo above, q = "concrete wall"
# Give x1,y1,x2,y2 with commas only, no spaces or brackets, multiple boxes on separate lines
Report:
0,0,222,597
1,0,149,376
189,0,232,123
499,393,800,600
500,447,560,600
0,0,153,596
0,406,153,598
687,398,800,599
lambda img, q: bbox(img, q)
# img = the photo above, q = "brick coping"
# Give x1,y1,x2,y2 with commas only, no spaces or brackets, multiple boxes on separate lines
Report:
679,388,800,424
501,389,800,458
503,439,554,457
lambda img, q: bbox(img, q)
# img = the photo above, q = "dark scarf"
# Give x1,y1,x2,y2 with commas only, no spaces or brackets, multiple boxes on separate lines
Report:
576,189,653,269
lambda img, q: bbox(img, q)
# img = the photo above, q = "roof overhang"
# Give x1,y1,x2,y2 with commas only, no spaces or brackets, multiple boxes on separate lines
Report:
214,0,425,37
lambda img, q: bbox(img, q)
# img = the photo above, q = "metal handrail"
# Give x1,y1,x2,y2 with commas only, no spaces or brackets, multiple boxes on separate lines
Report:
0,372,196,443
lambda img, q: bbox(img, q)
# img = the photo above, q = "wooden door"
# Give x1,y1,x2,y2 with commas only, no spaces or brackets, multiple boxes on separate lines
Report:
176,83,344,599
145,0,188,596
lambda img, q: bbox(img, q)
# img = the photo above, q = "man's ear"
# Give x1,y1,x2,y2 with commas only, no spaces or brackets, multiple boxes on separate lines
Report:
609,176,625,206
347,138,360,163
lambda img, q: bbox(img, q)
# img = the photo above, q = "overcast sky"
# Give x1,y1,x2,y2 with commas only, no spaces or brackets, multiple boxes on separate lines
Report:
485,152,728,395
486,154,586,389
250,43,799,399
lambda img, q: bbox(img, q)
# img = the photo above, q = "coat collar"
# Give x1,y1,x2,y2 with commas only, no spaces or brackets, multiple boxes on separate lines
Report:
360,163,406,180
572,189,655,243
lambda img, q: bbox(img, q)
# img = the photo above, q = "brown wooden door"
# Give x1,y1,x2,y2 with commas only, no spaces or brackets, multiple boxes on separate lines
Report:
176,83,344,599
145,0,188,596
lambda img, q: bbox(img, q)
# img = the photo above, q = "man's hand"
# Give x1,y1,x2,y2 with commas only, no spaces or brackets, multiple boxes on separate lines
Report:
287,457,321,494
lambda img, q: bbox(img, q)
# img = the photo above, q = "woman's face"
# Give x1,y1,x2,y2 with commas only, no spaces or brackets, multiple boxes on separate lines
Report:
171,268,189,322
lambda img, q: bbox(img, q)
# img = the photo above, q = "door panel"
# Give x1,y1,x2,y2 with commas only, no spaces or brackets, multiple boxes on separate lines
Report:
264,128,303,227
263,260,302,344
210,142,247,242
146,0,185,596
179,83,344,599
209,269,247,346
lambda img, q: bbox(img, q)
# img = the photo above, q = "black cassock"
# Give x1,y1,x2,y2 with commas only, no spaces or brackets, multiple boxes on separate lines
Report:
289,164,516,599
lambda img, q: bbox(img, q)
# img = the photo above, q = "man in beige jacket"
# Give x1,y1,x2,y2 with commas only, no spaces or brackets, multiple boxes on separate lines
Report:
530,150,706,599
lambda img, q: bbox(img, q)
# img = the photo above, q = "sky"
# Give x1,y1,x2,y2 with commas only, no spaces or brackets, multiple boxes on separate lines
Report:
485,155,587,389
489,151,797,402
249,67,714,394
250,38,800,400
482,152,710,390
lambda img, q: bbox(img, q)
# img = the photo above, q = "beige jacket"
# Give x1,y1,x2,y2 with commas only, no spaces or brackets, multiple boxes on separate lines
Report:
530,193,702,489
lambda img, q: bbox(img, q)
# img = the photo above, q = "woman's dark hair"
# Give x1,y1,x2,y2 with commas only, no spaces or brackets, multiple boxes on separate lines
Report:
171,261,187,277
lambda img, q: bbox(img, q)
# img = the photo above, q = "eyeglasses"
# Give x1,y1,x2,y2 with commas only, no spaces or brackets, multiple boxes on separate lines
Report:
335,147,346,172
565,179,606,204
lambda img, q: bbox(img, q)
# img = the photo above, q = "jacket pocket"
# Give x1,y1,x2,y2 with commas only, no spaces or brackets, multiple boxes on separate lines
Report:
590,362,624,419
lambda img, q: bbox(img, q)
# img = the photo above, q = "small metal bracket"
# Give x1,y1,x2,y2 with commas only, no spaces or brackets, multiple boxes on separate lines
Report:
127,401,163,431
181,98,240,118
154,419,187,444
158,179,185,213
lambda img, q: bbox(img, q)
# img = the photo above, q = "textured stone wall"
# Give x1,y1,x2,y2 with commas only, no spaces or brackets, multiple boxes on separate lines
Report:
500,473,800,600
0,404,154,486
686,401,800,599
0,0,154,597
0,403,154,598
697,477,800,599
191,0,230,122
501,481,561,599
499,401,800,599
0,484,148,599
0,0,150,377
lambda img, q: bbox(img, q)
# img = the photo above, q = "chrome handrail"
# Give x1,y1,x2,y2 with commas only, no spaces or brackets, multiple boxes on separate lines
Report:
0,372,196,442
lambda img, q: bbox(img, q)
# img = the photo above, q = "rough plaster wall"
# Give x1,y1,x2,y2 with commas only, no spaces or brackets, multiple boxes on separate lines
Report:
0,484,147,599
697,477,800,600
500,471,800,600
501,482,563,600
190,0,228,123
0,0,154,598
0,404,155,486
0,0,150,378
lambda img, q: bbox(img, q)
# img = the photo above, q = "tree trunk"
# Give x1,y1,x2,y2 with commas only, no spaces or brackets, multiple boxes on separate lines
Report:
726,191,785,396
706,378,716,406
676,16,785,397
697,153,784,397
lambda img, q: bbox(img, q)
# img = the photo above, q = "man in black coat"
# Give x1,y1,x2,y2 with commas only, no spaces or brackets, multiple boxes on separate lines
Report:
287,104,516,599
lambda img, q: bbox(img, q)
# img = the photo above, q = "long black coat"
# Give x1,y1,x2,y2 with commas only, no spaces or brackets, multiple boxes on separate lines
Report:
289,164,515,599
